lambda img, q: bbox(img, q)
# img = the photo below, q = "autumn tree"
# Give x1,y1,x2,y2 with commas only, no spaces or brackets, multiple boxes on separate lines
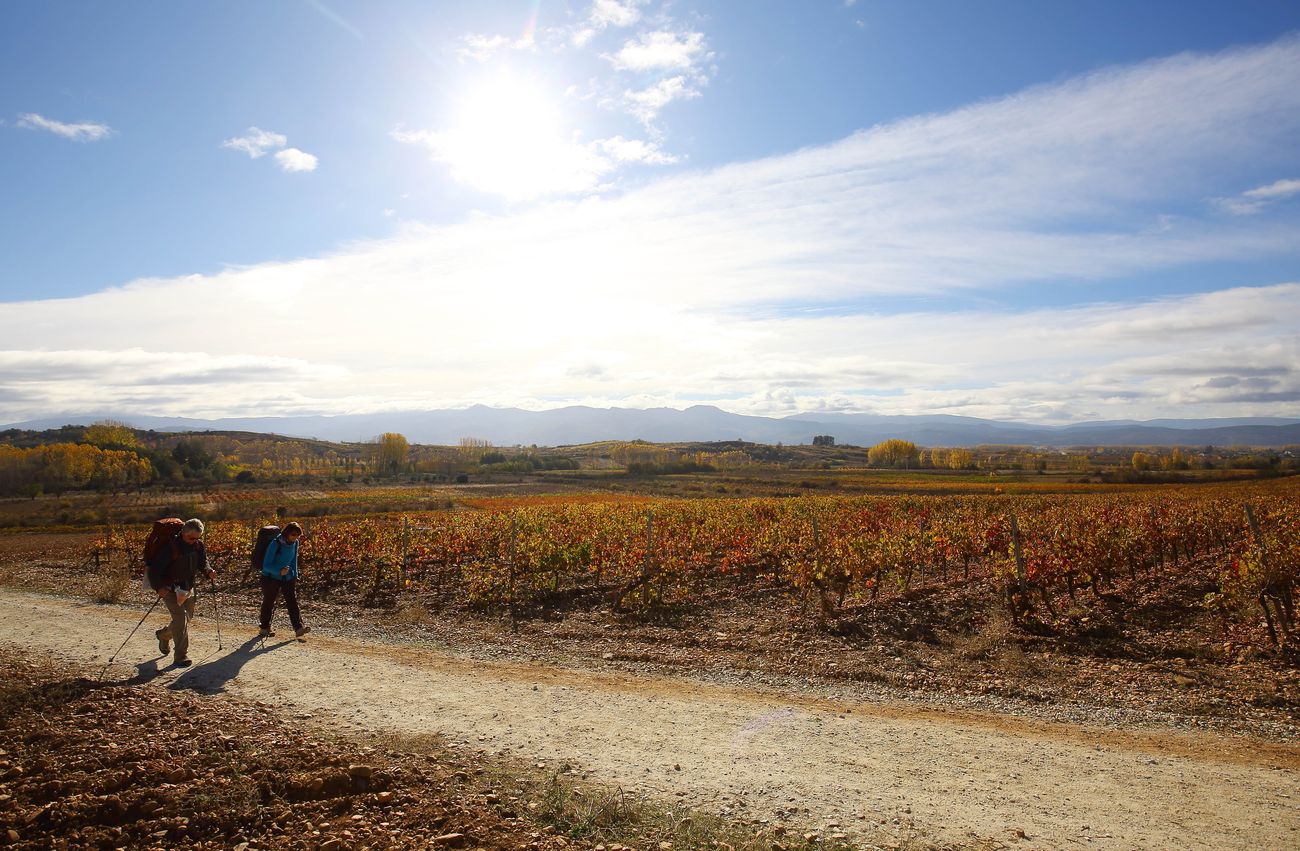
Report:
374,432,410,475
867,439,921,468
1131,451,1152,471
0,443,153,495
944,448,974,470
84,420,138,450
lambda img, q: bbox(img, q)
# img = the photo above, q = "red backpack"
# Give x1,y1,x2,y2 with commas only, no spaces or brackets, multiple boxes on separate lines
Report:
143,518,184,589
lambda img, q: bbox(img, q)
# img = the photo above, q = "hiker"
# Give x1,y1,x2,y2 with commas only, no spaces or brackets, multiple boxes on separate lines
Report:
150,518,215,668
260,521,311,638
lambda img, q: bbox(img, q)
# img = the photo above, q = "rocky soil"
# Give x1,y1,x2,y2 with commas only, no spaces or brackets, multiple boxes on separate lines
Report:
0,647,824,851
0,651,583,851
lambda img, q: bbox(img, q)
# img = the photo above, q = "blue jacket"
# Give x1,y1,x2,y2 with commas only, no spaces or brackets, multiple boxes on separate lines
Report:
261,535,299,581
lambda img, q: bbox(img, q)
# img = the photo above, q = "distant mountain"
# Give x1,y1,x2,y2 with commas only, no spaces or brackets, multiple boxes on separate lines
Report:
4,406,1300,448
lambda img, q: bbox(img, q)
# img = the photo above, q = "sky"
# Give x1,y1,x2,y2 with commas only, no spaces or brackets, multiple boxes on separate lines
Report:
2,0,1300,426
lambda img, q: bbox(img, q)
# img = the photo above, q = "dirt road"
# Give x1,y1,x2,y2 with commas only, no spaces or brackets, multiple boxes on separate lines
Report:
3,590,1297,850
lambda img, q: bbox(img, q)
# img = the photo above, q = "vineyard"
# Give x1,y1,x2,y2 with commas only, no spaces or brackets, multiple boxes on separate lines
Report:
86,476,1300,652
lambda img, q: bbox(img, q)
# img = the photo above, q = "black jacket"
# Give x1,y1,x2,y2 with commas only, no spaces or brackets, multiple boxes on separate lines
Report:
148,534,209,590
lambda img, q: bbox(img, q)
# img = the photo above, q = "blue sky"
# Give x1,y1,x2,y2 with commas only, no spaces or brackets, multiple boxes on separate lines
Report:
2,1,1300,424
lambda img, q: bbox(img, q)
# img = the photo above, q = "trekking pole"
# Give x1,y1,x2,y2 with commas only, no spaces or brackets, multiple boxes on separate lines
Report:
98,596,161,681
211,579,223,651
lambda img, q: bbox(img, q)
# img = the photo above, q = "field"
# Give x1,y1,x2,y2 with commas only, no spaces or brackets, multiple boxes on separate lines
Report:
0,467,1294,726
2,468,1299,849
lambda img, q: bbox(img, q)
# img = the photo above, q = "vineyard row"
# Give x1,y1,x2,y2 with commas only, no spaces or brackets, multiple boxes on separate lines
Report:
92,489,1300,647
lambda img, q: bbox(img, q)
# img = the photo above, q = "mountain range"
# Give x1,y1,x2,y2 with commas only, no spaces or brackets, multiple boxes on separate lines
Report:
4,406,1300,448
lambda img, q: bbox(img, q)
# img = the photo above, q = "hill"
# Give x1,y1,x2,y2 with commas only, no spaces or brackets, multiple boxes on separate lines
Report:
4,406,1300,447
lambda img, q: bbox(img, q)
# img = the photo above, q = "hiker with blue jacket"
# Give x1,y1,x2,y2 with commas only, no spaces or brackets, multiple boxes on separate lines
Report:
259,521,311,638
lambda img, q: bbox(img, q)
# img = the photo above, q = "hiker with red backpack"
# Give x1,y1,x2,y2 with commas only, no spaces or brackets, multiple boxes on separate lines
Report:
147,517,215,668
257,521,310,639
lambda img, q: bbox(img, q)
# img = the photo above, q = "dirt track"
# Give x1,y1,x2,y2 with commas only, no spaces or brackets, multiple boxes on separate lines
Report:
3,589,1298,850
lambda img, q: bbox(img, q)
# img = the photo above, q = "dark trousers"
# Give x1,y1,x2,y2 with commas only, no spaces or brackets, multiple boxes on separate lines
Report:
259,576,302,630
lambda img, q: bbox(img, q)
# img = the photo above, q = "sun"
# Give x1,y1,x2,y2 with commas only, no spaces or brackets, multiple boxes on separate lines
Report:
457,75,561,146
431,74,603,200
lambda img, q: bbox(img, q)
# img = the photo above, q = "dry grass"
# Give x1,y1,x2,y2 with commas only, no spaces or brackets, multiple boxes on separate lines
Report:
391,600,436,626
370,731,873,851
484,765,868,851
955,608,1011,661
91,562,132,604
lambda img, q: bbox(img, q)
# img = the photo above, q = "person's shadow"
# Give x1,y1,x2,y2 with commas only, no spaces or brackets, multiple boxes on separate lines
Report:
95,655,168,686
167,635,293,694
128,659,164,685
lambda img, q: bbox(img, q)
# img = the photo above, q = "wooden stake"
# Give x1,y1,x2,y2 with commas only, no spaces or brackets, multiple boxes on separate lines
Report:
1009,514,1027,593
508,515,518,627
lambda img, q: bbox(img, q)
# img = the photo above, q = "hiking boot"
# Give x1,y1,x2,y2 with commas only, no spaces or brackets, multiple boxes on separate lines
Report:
258,627,274,638
155,628,169,655
173,658,192,668
294,625,312,638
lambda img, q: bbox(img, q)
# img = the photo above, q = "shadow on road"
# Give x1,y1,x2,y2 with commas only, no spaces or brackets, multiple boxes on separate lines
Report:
128,658,165,685
168,635,293,694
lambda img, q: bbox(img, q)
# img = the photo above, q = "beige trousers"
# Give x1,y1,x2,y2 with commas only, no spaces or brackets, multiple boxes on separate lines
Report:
157,590,197,660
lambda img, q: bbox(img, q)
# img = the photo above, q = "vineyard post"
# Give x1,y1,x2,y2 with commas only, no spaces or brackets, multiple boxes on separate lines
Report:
812,515,831,617
1245,503,1292,646
1244,504,1265,557
608,509,658,611
1150,505,1162,568
644,510,654,607
98,519,110,572
812,516,821,576
1010,513,1028,593
401,516,410,593
508,514,518,628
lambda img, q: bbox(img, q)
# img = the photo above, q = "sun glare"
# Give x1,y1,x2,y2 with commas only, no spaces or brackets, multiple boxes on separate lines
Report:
435,75,601,200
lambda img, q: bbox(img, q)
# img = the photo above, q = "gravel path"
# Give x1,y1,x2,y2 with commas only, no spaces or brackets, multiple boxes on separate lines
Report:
4,590,1298,850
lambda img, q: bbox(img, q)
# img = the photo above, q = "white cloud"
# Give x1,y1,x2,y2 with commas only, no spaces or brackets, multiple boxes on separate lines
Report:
608,30,708,72
16,112,113,141
591,0,645,29
457,32,535,62
0,349,345,418
604,30,713,123
594,136,677,165
222,127,317,172
1244,178,1300,200
1219,177,1300,214
572,0,644,46
392,125,673,200
624,75,702,123
275,147,319,172
3,37,1300,421
221,127,288,159
450,4,712,133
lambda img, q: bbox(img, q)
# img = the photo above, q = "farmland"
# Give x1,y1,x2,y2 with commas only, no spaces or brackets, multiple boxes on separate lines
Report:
3,463,1299,849
2,466,1297,719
